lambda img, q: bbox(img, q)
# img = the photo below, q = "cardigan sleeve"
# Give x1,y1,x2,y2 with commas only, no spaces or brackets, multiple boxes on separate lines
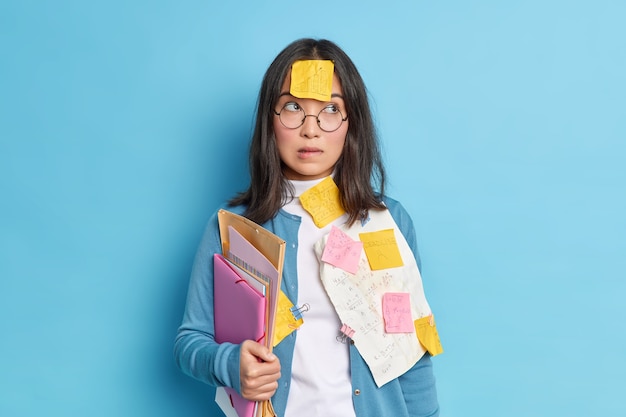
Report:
398,354,440,416
173,209,243,392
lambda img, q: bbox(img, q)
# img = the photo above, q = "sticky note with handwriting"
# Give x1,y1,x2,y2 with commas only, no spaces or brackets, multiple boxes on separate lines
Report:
300,177,346,228
290,60,334,101
321,226,363,274
359,229,404,270
273,291,303,347
382,292,414,333
414,315,444,356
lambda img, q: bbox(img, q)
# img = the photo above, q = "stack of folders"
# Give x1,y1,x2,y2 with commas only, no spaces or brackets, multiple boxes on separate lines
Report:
214,209,286,417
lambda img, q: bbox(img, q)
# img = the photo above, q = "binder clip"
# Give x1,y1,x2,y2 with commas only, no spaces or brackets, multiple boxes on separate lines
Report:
289,303,310,321
336,323,355,343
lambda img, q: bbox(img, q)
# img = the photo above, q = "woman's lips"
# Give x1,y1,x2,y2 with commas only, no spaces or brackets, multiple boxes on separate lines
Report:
297,147,322,158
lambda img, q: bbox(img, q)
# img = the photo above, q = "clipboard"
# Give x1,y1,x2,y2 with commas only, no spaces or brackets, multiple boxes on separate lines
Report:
215,210,294,417
218,209,286,350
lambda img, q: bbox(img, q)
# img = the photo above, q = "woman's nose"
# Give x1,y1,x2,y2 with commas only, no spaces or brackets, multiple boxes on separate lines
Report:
300,114,321,138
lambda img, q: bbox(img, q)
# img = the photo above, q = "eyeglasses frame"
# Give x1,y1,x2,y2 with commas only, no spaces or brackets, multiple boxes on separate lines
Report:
273,104,348,133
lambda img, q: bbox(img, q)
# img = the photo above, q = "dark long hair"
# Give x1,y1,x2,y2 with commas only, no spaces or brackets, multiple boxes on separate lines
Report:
229,38,386,225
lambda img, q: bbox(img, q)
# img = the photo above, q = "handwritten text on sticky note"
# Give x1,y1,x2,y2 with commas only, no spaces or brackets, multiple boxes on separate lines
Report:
300,177,346,228
321,226,363,274
382,292,414,333
290,60,334,101
359,229,404,270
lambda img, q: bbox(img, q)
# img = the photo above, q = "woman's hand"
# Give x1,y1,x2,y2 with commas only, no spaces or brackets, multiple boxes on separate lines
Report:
239,340,281,401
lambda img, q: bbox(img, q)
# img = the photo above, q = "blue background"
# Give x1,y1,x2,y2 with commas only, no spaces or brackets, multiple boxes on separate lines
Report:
1,1,624,416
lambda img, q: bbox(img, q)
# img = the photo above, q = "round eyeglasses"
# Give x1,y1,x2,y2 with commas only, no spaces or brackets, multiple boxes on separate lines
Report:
273,102,348,132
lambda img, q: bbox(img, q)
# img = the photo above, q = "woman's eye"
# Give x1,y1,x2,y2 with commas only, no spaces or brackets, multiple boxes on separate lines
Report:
283,102,301,112
322,104,339,114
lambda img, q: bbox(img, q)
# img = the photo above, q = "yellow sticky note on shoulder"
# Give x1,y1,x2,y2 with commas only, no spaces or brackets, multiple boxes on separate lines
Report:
414,315,444,356
290,60,334,101
359,229,404,270
300,177,346,228
273,290,303,347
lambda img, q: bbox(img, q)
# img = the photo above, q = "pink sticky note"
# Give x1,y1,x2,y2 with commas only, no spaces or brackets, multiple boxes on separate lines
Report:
382,292,414,333
321,226,363,275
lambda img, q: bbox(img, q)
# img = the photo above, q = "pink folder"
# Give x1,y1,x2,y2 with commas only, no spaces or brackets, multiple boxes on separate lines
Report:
213,254,265,417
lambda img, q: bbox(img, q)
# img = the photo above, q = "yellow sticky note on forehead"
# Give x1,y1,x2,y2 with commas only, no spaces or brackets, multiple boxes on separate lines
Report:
299,176,346,228
290,60,334,101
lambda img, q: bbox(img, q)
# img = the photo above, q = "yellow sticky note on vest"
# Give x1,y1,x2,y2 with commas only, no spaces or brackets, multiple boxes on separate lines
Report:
290,60,334,101
273,290,303,347
299,177,346,228
414,315,444,356
359,229,404,270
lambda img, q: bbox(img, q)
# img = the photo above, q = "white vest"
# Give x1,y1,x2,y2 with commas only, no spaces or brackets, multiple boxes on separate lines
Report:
314,207,431,387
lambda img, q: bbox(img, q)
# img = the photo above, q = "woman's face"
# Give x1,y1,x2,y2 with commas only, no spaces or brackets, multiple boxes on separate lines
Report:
273,72,349,181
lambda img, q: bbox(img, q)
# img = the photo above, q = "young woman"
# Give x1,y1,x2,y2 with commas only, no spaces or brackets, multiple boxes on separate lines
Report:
175,38,440,417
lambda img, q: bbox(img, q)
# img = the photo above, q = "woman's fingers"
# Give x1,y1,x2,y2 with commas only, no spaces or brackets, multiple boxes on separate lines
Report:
239,340,282,401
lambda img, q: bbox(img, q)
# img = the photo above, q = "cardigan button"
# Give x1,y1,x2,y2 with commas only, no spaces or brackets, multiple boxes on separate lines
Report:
354,389,361,396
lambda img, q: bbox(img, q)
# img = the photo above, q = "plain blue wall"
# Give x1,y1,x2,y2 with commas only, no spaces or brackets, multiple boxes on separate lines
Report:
1,1,625,416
